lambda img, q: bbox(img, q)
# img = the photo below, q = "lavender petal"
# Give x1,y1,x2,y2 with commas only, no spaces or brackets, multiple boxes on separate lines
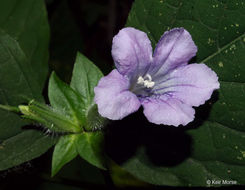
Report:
150,28,197,78
153,63,220,107
142,96,195,126
111,27,153,78
94,69,141,120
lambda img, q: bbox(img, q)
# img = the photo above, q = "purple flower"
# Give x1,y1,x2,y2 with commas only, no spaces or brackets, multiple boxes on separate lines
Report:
94,27,219,126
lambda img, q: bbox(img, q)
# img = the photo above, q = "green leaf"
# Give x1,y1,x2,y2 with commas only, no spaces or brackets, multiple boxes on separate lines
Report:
76,132,106,170
0,0,49,105
0,109,27,140
54,157,106,185
119,0,245,187
52,135,78,177
0,30,43,104
70,52,105,131
0,130,56,171
70,52,103,105
49,53,107,174
48,72,85,132
52,132,106,175
0,0,51,170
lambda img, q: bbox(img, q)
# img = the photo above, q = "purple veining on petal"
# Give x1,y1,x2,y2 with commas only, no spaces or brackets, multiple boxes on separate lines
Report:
149,28,197,78
150,29,186,76
111,27,153,79
154,76,177,86
164,63,220,106
153,84,199,93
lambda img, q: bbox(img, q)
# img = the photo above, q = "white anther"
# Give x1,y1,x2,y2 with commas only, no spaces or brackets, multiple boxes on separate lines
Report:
137,76,145,84
144,81,155,88
137,74,155,88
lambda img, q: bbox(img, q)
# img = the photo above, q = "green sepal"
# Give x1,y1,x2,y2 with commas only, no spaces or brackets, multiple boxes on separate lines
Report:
19,100,81,133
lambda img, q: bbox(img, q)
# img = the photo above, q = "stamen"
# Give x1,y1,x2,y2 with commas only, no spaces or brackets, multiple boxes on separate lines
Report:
137,76,145,84
137,74,155,88
144,81,155,88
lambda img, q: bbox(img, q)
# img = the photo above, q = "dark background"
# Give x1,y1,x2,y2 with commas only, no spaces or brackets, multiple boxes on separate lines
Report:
48,0,133,82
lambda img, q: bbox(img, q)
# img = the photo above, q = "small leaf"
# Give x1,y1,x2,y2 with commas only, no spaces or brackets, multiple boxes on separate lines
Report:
70,52,103,105
70,52,105,131
52,132,107,176
76,132,106,170
52,134,78,177
48,72,85,131
0,130,56,171
54,157,106,185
